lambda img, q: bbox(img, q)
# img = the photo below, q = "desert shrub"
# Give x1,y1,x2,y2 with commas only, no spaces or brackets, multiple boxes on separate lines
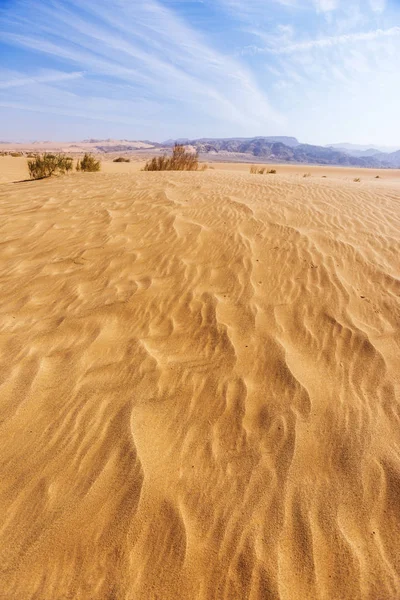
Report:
10,152,23,157
143,144,198,171
250,165,276,174
76,153,101,172
375,175,380,179
113,157,130,163
322,175,327,178
303,173,311,178
28,153,73,180
26,153,38,158
354,177,361,182
267,169,277,174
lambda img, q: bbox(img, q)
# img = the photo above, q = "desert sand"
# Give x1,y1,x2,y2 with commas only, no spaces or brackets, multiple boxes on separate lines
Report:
1,159,400,600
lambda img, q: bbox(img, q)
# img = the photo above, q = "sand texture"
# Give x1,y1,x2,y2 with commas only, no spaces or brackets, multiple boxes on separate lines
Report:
0,166,400,600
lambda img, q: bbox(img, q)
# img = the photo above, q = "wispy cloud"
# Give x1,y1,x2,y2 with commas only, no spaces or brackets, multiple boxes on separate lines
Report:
0,0,398,144
0,70,84,89
0,0,283,135
243,26,400,54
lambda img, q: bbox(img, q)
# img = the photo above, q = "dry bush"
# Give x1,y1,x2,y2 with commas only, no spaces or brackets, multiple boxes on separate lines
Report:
143,144,198,171
303,173,311,178
76,153,101,172
26,153,38,158
28,153,73,180
258,167,266,174
267,169,277,174
354,177,361,182
250,165,258,174
10,152,23,157
375,175,380,179
113,157,130,163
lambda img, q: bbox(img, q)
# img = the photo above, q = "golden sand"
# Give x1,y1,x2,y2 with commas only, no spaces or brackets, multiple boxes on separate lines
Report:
1,160,400,599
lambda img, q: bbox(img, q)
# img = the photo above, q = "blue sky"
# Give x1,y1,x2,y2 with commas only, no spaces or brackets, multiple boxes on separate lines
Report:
1,0,400,145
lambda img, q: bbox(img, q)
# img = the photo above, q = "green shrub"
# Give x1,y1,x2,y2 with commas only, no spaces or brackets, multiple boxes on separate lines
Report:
113,157,130,163
76,153,101,172
144,144,198,171
28,153,73,180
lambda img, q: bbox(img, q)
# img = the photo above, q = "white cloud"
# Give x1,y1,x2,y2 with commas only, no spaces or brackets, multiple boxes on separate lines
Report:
314,0,338,12
369,0,386,12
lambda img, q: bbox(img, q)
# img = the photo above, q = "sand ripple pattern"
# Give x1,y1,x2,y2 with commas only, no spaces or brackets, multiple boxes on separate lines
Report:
0,171,400,599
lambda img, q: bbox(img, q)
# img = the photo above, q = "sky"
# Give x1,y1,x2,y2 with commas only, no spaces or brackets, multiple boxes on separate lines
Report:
1,0,400,145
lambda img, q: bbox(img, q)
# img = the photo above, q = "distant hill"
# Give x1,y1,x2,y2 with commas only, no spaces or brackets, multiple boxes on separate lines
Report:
168,137,400,167
375,149,400,168
176,137,386,167
328,147,383,158
329,142,400,154
165,136,299,149
2,136,400,167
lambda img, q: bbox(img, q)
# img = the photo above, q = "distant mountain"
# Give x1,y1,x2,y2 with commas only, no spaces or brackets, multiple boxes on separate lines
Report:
180,137,383,167
164,136,299,149
374,149,400,168
329,142,400,154
2,136,400,167
163,138,191,146
327,145,383,159
167,137,400,167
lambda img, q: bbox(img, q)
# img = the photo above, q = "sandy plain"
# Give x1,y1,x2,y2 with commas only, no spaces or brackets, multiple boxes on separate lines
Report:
0,156,400,599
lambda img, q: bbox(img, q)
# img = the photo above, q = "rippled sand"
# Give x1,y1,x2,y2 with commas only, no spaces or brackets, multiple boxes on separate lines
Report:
1,164,400,599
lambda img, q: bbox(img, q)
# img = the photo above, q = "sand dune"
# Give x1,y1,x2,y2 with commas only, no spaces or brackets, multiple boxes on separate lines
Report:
0,166,400,599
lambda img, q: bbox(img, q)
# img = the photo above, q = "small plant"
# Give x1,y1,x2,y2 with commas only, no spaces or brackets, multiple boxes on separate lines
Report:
28,153,73,180
250,165,273,175
303,173,311,178
143,144,198,171
113,157,130,163
322,175,327,178
375,175,380,179
267,169,277,174
10,152,23,157
354,177,361,182
76,153,101,172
